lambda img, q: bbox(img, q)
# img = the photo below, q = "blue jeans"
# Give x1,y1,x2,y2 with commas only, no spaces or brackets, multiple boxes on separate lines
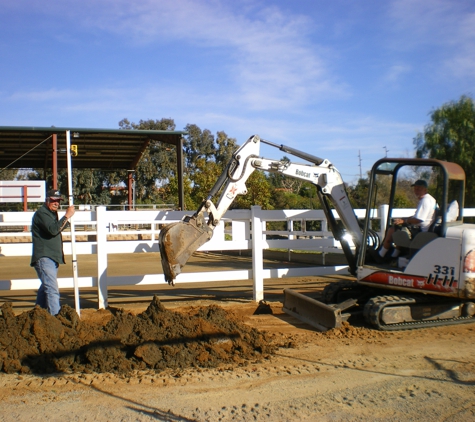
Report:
34,257,61,316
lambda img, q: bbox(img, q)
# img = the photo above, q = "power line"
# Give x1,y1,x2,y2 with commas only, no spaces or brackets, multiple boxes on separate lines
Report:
0,135,52,175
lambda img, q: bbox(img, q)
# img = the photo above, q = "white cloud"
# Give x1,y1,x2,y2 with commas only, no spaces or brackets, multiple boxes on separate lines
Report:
9,89,77,102
382,64,412,84
6,0,347,110
387,0,475,80
101,1,348,107
388,0,455,40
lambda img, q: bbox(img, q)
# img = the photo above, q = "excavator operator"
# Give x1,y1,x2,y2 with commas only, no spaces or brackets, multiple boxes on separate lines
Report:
377,179,437,262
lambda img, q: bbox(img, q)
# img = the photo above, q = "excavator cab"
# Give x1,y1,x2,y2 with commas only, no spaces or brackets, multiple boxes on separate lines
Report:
358,157,465,269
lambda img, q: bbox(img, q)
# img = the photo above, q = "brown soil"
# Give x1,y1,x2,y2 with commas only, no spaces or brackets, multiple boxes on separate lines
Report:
1,297,475,421
0,297,275,375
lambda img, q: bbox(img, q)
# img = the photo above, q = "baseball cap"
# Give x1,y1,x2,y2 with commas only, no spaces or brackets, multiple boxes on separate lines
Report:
411,179,428,188
47,189,64,200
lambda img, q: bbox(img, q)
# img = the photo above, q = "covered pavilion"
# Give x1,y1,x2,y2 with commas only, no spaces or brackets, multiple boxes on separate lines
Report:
0,126,186,210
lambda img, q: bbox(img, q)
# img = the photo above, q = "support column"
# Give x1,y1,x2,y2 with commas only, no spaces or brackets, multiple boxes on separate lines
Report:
127,170,134,210
22,186,28,212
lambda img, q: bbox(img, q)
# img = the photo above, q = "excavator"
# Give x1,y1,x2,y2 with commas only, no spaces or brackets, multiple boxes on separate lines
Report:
159,135,475,331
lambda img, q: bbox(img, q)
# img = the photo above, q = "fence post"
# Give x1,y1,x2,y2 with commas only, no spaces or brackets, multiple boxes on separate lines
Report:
251,205,264,301
96,206,108,309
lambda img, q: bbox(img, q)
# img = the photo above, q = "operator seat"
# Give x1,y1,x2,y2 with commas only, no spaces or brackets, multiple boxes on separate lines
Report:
393,230,438,258
392,201,459,257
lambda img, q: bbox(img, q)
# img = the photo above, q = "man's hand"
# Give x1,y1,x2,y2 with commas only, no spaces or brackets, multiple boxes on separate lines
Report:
65,206,75,219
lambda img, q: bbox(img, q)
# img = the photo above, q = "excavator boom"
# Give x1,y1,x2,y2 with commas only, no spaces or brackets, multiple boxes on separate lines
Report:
158,134,363,286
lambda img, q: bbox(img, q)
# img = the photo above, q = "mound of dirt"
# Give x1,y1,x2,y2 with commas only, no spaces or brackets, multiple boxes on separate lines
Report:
0,296,276,375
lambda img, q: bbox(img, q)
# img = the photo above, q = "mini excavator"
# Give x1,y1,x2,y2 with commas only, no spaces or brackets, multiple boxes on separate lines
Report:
159,135,475,331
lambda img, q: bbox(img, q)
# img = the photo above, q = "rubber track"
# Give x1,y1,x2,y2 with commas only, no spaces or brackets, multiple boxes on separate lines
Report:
364,295,475,331
321,280,358,304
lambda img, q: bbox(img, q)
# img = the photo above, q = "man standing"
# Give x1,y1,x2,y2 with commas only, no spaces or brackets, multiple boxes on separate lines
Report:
31,189,75,315
378,179,437,260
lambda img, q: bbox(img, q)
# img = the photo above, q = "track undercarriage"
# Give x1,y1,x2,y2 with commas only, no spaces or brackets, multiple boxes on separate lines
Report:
283,281,475,332
363,294,475,331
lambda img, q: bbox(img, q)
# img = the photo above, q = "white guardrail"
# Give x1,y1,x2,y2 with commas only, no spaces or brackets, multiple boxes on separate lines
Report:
2,205,474,307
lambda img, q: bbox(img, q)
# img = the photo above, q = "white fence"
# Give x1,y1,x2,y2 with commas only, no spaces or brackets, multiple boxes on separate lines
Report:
2,205,474,307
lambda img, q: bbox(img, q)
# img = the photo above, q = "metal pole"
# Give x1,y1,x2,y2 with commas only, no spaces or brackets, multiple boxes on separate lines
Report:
127,170,134,210
133,178,136,210
177,137,184,210
52,134,58,189
23,186,28,232
66,130,80,316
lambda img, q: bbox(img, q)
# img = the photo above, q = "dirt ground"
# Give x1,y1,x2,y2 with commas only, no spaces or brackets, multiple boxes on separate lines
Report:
1,286,475,422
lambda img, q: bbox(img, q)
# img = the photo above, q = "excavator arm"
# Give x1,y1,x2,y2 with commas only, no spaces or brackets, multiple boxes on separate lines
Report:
159,135,365,285
159,135,261,284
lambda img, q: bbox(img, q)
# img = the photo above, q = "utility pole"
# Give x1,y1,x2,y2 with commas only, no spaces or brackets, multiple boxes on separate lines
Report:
383,146,389,157
358,150,363,180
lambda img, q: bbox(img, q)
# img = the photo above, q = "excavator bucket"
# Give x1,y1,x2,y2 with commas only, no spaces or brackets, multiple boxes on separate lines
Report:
283,289,356,331
158,214,213,284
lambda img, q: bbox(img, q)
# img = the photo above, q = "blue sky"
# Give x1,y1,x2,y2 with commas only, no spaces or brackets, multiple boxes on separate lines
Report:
1,0,474,182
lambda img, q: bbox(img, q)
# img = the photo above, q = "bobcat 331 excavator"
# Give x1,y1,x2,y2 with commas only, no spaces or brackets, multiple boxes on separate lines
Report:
159,135,475,331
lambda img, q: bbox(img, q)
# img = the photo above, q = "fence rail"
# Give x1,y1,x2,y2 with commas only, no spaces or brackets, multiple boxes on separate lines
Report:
2,206,475,307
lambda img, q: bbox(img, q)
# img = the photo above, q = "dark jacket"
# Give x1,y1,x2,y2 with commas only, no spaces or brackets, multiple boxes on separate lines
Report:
31,203,69,266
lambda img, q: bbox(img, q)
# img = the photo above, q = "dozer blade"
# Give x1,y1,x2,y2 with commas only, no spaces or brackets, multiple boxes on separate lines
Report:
283,289,357,331
158,214,213,284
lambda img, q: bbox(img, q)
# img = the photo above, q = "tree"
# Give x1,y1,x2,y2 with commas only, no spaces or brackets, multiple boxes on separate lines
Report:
112,121,239,208
164,174,194,211
414,95,475,206
232,171,273,210
73,169,114,205
183,124,217,174
0,168,19,180
215,131,238,167
347,177,370,209
182,125,238,174
119,118,178,203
